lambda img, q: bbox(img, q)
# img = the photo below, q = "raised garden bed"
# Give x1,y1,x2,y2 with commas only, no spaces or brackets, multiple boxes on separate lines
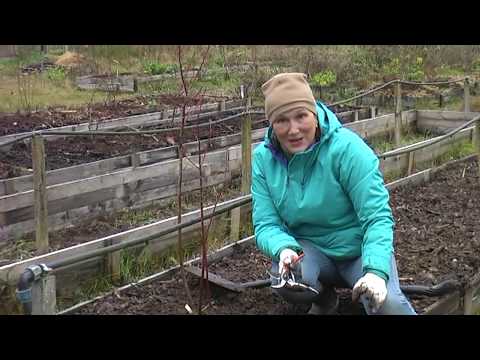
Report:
33,156,480,314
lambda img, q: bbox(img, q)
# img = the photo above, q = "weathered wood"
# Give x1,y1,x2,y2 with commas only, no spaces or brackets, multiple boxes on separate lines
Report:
32,135,49,254
0,108,389,197
382,127,473,177
407,151,415,175
0,195,253,285
230,208,241,241
475,120,480,180
464,78,471,113
0,101,244,148
416,110,480,134
354,110,359,122
0,116,262,197
394,82,402,146
58,236,256,315
241,112,252,195
370,106,376,118
184,266,244,292
105,237,122,284
423,291,462,315
31,274,56,315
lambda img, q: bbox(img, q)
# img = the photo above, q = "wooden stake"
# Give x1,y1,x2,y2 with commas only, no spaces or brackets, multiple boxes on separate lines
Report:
370,106,376,118
407,151,415,175
32,134,49,254
394,82,402,147
475,120,480,180
31,275,56,315
464,78,471,113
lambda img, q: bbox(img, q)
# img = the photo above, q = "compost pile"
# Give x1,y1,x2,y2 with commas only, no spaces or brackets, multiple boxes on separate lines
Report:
76,158,480,315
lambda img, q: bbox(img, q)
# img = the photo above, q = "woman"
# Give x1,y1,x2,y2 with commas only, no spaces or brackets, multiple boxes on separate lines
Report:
251,73,416,315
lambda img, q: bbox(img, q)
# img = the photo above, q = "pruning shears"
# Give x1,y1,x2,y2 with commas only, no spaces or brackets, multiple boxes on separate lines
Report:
269,253,319,295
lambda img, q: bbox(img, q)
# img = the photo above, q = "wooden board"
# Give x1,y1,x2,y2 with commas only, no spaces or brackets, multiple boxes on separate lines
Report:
0,100,245,148
416,110,480,134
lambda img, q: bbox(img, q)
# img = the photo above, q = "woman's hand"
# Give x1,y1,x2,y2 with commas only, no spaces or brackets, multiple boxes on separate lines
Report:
279,248,300,273
352,272,387,313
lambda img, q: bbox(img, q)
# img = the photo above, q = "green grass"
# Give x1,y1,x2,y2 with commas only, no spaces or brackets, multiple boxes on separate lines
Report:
370,129,430,154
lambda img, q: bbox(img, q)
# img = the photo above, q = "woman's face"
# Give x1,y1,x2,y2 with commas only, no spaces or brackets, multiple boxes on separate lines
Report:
271,107,318,155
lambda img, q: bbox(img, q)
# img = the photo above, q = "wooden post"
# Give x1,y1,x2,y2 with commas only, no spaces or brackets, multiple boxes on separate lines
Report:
370,106,376,119
463,287,474,315
230,207,241,242
464,78,471,113
131,151,139,168
32,134,49,254
407,151,415,175
241,109,252,195
475,119,480,180
31,275,56,315
220,100,226,112
394,81,402,147
105,239,121,284
354,110,359,122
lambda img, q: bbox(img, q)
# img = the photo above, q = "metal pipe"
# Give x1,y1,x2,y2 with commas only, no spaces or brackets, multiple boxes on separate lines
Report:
46,194,252,271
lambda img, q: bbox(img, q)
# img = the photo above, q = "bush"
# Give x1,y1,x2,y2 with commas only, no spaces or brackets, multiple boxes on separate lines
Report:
46,66,66,83
143,61,178,75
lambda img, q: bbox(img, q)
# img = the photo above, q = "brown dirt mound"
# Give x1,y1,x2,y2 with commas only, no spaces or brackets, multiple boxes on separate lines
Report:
54,51,86,67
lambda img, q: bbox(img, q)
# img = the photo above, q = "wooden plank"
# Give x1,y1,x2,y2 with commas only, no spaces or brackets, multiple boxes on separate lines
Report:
32,135,49,254
0,151,223,212
184,266,244,292
0,100,243,147
57,235,256,315
386,154,477,191
0,195,252,284
381,128,473,176
0,171,232,241
0,113,260,196
416,110,480,134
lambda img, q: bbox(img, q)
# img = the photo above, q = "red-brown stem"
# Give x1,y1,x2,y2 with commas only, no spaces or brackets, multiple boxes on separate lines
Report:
176,46,193,309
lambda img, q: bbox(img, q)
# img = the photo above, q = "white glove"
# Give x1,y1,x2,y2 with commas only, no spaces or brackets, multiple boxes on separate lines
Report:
352,272,387,313
279,248,300,274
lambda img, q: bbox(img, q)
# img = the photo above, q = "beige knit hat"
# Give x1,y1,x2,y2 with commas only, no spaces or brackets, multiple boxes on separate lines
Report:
261,73,317,123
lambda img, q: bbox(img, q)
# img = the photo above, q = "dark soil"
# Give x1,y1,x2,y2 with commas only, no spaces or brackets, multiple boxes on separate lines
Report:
0,94,222,137
75,157,480,315
0,112,267,178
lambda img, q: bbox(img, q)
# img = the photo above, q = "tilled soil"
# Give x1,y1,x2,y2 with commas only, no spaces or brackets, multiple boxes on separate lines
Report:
0,94,222,137
0,114,267,178
76,157,480,315
0,103,357,179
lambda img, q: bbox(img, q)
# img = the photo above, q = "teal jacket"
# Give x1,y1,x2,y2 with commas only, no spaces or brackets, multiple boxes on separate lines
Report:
251,101,394,280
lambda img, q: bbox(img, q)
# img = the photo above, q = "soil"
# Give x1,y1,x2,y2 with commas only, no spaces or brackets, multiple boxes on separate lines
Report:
0,111,266,179
74,157,480,315
0,94,222,137
0,103,359,180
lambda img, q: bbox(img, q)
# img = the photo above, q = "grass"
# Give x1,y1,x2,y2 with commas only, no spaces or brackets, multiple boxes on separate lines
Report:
0,73,134,112
383,139,475,183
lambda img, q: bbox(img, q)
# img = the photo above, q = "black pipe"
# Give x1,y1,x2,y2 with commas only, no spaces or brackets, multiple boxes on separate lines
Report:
16,269,35,315
243,278,461,299
400,279,460,297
